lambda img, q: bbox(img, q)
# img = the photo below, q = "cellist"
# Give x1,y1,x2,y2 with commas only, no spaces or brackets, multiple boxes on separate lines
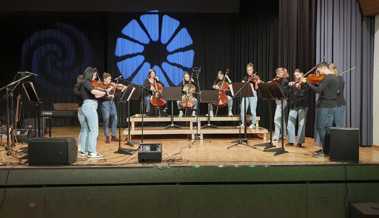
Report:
210,70,234,117
143,69,165,114
177,71,198,117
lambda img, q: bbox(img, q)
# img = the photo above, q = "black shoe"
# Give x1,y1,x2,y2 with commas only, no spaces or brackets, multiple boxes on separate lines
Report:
105,136,110,144
286,143,294,146
313,149,322,154
297,143,303,148
111,136,119,142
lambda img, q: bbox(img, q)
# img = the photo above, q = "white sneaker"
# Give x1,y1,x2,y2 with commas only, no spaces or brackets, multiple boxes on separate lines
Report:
239,124,245,128
179,111,183,117
78,151,87,158
248,123,257,129
228,112,233,116
209,111,214,117
192,111,196,116
87,153,104,159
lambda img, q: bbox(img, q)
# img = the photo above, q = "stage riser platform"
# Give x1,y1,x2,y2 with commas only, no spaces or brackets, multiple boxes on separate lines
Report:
0,165,379,218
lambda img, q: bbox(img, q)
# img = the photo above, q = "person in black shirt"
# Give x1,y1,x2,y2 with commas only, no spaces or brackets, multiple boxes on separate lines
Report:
177,71,198,117
77,67,107,159
330,63,346,127
143,69,165,114
308,63,339,155
273,67,289,141
210,70,234,116
287,69,310,147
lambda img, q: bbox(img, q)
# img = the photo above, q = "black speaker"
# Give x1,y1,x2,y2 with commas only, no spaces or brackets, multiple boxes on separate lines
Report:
28,137,77,165
350,202,379,217
138,143,162,163
328,127,359,162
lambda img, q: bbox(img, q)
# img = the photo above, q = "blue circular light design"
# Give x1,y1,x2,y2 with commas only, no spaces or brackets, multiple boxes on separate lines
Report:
115,11,195,86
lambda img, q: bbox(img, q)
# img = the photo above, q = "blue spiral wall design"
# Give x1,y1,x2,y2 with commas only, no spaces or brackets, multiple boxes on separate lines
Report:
21,23,93,97
115,11,195,86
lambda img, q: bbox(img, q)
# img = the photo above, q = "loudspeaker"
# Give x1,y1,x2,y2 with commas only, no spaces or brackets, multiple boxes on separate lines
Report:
328,127,360,162
350,202,379,217
138,143,162,163
28,137,77,165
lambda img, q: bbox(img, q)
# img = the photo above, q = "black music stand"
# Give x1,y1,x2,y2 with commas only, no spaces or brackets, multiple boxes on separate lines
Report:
200,90,218,128
227,82,256,149
117,85,138,154
162,87,182,129
254,82,275,150
262,81,288,156
22,81,43,137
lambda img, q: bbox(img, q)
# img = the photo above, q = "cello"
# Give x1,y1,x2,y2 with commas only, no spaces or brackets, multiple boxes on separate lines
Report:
150,77,167,109
216,71,231,107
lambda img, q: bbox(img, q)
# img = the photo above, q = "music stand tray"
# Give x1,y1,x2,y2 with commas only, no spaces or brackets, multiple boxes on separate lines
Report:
200,90,218,128
162,87,182,128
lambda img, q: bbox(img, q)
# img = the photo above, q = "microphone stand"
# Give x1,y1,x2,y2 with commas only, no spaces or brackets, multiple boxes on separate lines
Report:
191,68,202,145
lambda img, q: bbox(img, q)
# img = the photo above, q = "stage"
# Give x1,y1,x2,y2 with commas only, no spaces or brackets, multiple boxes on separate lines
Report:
1,127,378,167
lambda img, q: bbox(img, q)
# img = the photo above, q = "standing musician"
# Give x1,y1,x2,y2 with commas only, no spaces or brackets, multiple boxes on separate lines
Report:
329,63,346,127
100,73,127,144
240,63,259,128
143,69,166,114
177,71,198,117
76,67,107,159
307,62,339,156
210,70,234,117
272,67,289,141
287,69,310,147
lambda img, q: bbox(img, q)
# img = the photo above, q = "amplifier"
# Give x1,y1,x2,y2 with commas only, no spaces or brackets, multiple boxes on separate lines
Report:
28,137,77,165
328,127,360,162
138,143,162,163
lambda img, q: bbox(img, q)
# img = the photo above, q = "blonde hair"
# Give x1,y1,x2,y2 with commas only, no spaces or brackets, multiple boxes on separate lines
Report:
246,63,254,69
329,63,338,75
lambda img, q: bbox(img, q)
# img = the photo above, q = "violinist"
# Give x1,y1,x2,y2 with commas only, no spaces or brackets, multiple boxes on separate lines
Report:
272,67,289,141
143,69,166,114
177,71,198,117
240,63,259,128
307,62,339,156
100,73,127,144
330,63,346,127
209,70,234,117
287,69,310,147
77,67,107,159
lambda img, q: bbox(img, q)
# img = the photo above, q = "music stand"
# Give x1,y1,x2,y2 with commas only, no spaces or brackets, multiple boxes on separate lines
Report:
22,81,43,137
162,87,182,129
227,82,256,149
262,81,288,156
200,90,218,128
117,85,138,154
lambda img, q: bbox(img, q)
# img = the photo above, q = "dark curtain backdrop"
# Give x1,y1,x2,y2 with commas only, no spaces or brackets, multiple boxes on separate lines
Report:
0,0,317,133
316,0,374,145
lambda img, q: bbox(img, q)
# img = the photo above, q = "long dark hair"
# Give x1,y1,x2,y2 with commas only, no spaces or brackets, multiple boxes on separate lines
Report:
83,66,97,81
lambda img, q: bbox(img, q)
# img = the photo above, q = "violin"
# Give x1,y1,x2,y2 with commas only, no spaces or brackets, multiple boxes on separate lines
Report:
150,78,167,108
181,82,196,109
306,73,325,85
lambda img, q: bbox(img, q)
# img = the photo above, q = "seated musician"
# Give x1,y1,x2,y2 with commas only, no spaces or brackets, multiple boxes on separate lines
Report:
287,69,310,147
210,70,234,117
100,73,127,143
177,71,198,117
143,69,165,114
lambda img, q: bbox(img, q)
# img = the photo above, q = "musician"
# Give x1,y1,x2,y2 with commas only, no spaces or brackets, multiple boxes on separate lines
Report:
143,69,165,114
100,73,127,144
287,69,310,147
210,70,234,116
273,67,289,141
330,63,346,127
177,71,198,117
308,63,339,156
77,67,106,159
240,63,259,128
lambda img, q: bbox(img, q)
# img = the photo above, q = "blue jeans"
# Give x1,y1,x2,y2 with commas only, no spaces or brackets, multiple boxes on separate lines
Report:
287,108,308,144
317,107,337,147
210,96,233,114
79,100,99,154
273,99,287,140
240,96,258,125
144,96,151,113
101,100,118,137
334,105,346,127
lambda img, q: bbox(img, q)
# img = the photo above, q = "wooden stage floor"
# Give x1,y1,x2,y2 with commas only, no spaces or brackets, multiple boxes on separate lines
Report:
1,127,378,167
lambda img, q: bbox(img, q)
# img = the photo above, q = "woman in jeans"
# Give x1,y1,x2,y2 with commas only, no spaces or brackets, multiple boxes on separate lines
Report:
76,67,106,159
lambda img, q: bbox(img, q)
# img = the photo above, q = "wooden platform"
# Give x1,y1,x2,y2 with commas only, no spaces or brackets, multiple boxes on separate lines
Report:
1,127,378,167
124,114,267,140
